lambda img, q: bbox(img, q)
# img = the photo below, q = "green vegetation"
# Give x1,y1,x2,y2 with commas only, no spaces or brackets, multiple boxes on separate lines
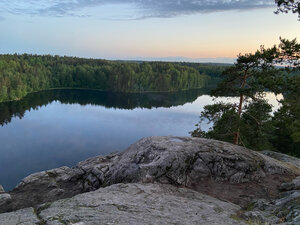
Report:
0,54,226,102
271,74,300,156
179,62,229,84
191,38,300,157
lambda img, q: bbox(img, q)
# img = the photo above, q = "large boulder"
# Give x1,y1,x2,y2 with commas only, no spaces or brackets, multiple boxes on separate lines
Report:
1,136,299,213
101,137,299,206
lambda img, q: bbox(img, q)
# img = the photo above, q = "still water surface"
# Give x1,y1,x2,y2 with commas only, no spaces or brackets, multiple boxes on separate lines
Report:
0,89,281,190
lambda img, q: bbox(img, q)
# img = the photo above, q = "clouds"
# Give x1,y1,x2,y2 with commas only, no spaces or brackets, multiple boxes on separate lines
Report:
137,0,274,18
0,0,275,19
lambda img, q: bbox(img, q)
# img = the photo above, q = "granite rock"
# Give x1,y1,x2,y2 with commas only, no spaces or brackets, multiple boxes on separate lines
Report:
1,137,299,213
0,183,245,225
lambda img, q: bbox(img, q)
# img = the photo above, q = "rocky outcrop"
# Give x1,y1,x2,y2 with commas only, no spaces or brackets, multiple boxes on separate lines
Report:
280,176,300,191
239,180,300,225
229,151,300,225
1,136,299,214
0,183,245,225
262,150,300,170
100,136,298,207
2,183,300,225
1,154,119,213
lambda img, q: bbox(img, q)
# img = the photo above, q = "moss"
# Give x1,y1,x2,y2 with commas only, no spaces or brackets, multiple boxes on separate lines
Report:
33,204,51,225
230,214,243,222
49,215,70,225
37,202,52,213
246,202,255,211
246,220,268,225
213,206,224,213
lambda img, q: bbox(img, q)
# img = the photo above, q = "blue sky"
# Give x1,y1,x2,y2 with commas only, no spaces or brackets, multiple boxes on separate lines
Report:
0,0,299,62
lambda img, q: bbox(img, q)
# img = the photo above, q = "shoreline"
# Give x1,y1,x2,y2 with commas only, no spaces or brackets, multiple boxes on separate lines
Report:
0,86,213,104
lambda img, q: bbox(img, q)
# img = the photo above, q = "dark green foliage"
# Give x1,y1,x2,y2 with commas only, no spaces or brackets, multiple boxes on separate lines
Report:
191,38,300,155
191,99,274,150
276,37,300,67
0,54,225,102
239,98,274,150
205,47,278,145
268,39,300,156
179,62,230,85
271,75,300,157
212,46,278,97
190,103,239,143
275,0,300,20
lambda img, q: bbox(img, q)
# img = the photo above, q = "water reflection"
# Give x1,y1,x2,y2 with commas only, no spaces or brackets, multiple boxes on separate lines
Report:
0,89,281,191
0,89,211,191
0,89,210,126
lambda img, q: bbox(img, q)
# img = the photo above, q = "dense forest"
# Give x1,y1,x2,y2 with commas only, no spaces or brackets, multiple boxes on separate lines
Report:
0,54,227,102
179,62,227,84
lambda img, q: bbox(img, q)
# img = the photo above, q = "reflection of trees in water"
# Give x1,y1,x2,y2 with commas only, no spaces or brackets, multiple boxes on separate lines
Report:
0,88,211,126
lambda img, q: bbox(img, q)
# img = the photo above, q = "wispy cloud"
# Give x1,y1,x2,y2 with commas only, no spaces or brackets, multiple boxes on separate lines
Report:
0,0,275,19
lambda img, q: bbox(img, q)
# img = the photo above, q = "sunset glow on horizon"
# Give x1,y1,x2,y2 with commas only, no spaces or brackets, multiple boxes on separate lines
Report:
0,1,299,63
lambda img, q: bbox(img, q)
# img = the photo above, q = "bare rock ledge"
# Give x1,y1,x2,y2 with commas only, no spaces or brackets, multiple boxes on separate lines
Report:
0,136,299,224
0,183,244,225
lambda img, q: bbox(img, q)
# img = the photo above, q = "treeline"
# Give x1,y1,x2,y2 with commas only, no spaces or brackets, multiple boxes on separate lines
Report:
0,54,226,102
179,62,229,84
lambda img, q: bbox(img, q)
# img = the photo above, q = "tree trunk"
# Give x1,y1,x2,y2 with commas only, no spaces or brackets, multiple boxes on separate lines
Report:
234,69,248,145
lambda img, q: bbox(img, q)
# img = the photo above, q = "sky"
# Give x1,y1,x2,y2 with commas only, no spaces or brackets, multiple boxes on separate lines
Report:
0,0,299,63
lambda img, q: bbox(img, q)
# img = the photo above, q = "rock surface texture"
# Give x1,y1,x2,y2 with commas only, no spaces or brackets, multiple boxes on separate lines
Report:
0,136,300,224
262,150,300,170
0,183,244,225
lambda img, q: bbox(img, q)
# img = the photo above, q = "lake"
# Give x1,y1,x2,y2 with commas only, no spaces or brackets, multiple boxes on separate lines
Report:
0,89,281,191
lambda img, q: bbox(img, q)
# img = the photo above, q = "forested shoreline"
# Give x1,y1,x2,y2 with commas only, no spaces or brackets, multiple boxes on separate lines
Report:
0,54,227,102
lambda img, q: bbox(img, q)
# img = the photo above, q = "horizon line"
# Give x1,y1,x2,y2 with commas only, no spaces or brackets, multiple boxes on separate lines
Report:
0,53,236,64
